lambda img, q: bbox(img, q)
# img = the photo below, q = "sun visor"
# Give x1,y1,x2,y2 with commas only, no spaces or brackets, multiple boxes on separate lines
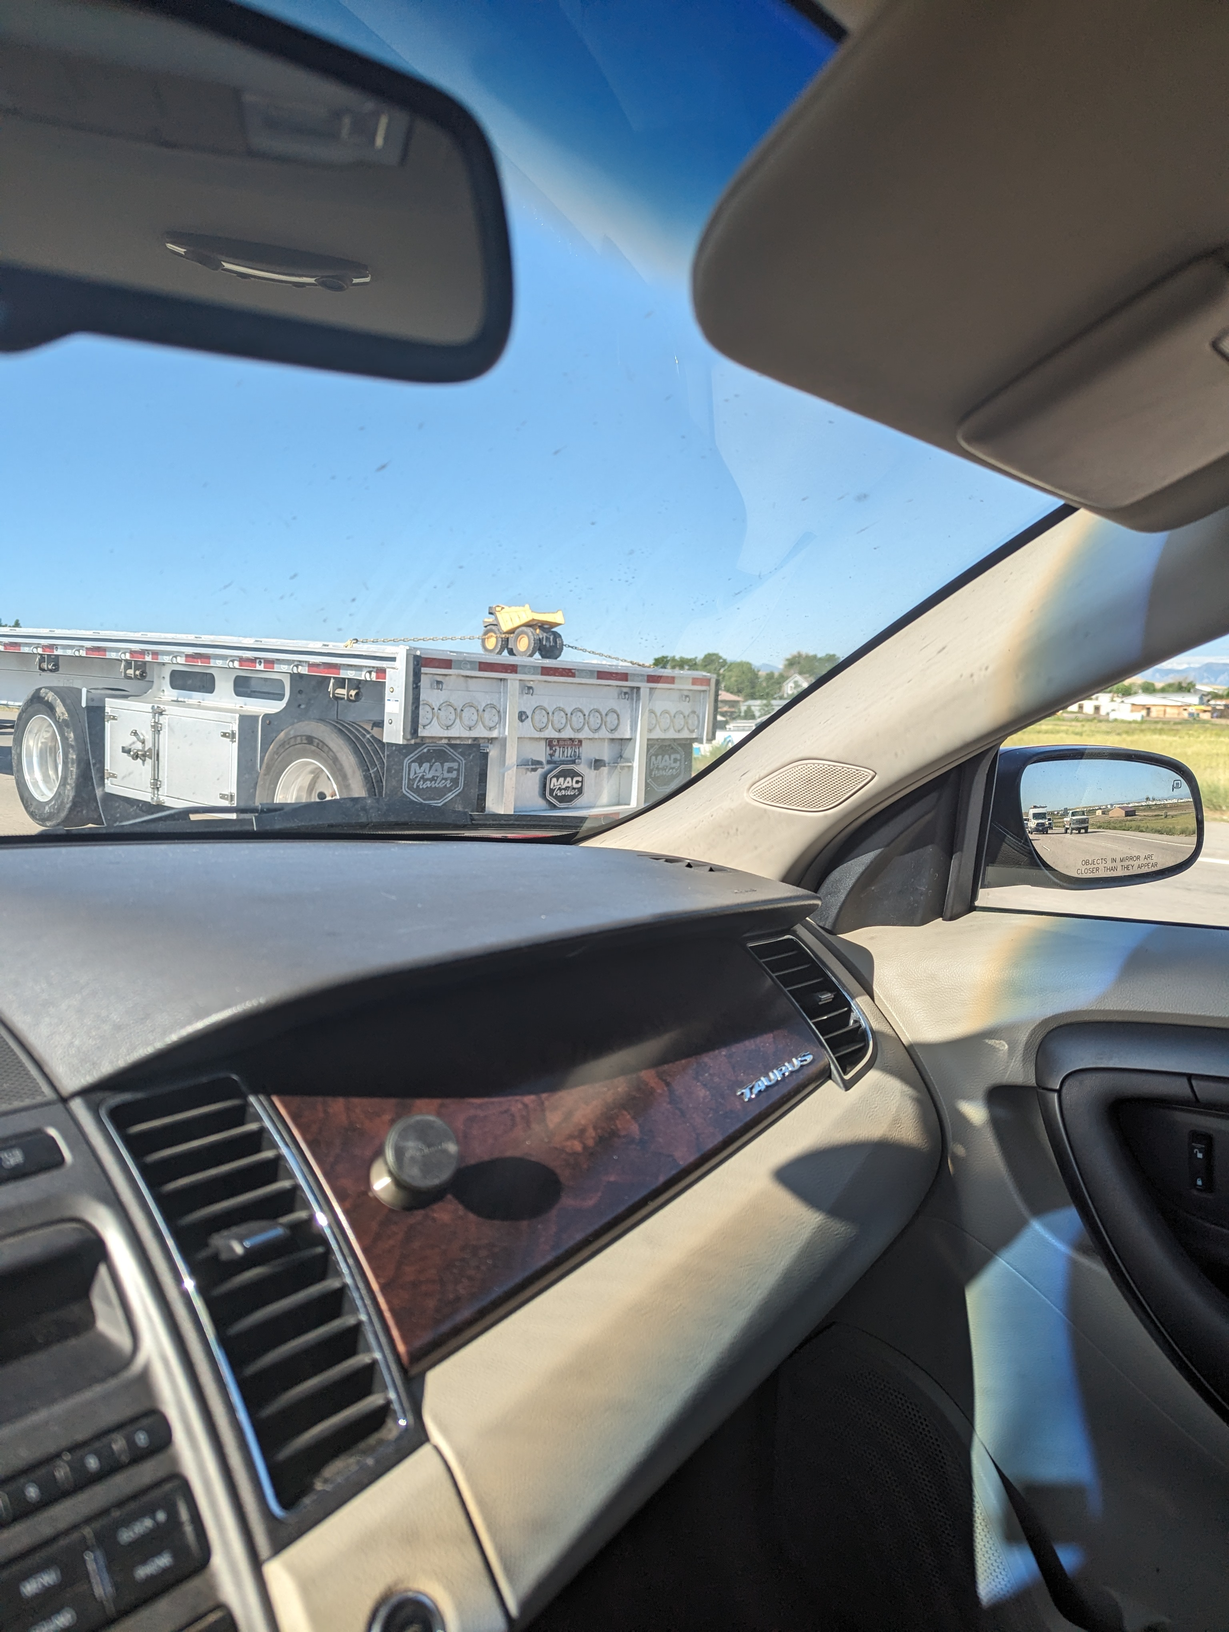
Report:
692,0,1229,531
959,256,1229,511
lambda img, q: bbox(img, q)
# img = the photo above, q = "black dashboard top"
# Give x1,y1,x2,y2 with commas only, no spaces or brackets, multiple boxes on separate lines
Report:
0,838,814,1092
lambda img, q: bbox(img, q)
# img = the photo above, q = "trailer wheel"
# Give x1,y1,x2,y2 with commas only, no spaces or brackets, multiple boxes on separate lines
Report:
13,687,101,827
480,627,507,655
257,721,381,804
510,627,538,657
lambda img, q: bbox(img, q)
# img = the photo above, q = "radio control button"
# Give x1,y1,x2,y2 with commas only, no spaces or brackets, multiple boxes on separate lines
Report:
3,1464,64,1521
0,1132,63,1187
113,1412,171,1466
13,1581,108,1632
63,1440,119,1491
0,1531,98,1628
91,1479,207,1615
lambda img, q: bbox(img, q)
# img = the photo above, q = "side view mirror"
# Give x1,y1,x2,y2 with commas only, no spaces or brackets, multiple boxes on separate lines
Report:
0,0,512,383
982,745,1203,890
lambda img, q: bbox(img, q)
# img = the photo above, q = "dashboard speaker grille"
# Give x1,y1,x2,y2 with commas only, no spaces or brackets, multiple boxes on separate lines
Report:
751,935,872,1076
106,1079,396,1511
747,759,873,812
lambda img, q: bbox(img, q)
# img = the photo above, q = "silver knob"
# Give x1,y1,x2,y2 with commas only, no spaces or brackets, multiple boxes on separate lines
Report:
369,1593,444,1632
370,1114,459,1209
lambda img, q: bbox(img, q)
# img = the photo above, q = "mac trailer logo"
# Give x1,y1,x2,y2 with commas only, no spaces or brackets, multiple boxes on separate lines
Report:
403,744,465,805
543,763,585,807
646,740,687,795
737,1052,815,1103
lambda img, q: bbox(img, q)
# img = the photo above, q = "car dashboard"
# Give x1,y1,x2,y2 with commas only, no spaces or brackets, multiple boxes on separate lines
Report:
0,839,939,1632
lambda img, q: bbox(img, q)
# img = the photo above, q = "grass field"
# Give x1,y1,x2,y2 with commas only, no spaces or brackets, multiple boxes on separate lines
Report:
695,713,1229,812
1006,715,1229,813
1088,814,1199,836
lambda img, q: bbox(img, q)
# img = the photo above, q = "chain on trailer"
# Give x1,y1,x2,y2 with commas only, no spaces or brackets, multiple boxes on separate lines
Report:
0,612,718,829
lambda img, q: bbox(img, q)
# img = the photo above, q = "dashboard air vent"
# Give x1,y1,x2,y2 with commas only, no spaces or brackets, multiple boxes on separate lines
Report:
751,935,872,1076
106,1079,395,1511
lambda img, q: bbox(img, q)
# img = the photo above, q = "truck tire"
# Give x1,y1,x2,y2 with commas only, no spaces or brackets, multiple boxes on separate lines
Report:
537,629,565,660
13,687,101,827
510,627,538,657
256,720,381,804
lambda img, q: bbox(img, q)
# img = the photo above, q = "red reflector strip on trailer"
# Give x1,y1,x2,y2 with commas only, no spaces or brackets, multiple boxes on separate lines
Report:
237,658,257,668
184,653,210,665
647,674,673,684
422,656,452,669
596,670,628,681
308,663,340,675
3,643,18,652
40,646,56,653
691,677,711,687
374,668,386,680
478,661,517,674
538,666,576,678
85,646,106,657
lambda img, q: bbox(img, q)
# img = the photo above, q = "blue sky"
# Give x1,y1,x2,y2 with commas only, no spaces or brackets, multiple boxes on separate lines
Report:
1021,759,1194,812
0,0,1079,665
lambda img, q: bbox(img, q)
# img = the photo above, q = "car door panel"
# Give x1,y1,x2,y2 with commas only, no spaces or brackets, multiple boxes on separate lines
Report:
833,910,1229,1630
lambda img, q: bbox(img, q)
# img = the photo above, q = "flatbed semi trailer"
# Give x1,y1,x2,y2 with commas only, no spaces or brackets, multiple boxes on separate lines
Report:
0,629,715,827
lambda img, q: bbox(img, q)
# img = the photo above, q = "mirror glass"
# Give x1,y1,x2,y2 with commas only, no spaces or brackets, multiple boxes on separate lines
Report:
0,0,510,379
1019,757,1198,882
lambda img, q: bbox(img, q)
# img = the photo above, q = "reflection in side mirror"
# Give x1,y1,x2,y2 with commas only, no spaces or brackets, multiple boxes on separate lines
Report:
982,746,1204,891
0,0,512,382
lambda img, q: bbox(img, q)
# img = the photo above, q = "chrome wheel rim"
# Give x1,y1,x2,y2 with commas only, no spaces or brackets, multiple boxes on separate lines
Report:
22,713,64,802
273,756,339,801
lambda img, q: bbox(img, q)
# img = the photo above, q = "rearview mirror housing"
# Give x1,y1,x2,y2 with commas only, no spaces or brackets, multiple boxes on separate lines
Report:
0,0,512,382
982,745,1204,891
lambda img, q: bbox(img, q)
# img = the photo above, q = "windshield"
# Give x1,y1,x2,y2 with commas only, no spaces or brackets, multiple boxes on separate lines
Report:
0,0,1058,839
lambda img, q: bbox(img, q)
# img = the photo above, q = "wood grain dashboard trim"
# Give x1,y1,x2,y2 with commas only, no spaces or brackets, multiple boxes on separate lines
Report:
275,1017,827,1370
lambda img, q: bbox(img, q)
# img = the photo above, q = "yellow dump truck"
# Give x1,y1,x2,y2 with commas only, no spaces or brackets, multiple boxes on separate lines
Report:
481,604,566,659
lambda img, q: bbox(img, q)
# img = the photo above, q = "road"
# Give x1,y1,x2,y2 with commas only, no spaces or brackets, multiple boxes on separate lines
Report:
980,818,1229,927
0,713,38,835
1031,827,1195,880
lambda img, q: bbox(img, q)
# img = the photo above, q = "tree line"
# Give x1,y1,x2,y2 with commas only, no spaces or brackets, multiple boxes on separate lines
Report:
651,649,839,701
1111,678,1219,696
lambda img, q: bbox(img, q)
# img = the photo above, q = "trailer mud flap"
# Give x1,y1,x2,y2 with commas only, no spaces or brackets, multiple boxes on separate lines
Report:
385,740,488,813
645,738,692,799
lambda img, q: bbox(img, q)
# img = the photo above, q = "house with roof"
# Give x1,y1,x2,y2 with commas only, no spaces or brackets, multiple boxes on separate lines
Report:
1065,690,1214,720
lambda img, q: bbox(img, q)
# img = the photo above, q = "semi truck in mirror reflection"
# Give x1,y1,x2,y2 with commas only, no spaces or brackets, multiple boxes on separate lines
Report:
0,631,717,828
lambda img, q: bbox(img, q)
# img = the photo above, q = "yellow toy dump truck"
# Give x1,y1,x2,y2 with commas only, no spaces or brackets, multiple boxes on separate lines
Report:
481,604,566,660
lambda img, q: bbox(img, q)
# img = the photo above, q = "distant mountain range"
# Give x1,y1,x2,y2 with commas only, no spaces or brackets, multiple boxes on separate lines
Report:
1142,659,1229,686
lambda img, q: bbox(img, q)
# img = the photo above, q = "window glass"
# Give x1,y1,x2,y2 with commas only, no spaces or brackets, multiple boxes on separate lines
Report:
979,671,1229,927
0,0,1055,836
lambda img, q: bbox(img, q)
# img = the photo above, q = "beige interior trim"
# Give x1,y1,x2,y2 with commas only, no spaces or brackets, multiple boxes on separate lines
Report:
422,995,938,1622
819,0,885,29
263,1443,506,1632
843,909,1229,1094
833,908,1229,1623
585,506,1229,884
693,0,1229,529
